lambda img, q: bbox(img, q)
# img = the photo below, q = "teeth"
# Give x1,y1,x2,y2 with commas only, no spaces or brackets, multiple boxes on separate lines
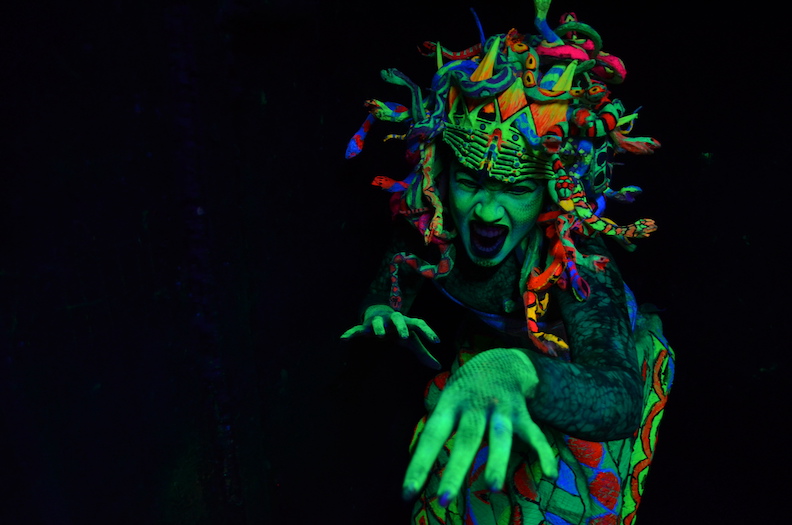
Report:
473,224,506,238
471,223,507,256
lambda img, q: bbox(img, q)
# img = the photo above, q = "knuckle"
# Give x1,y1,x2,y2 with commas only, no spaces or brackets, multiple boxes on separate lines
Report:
492,419,510,436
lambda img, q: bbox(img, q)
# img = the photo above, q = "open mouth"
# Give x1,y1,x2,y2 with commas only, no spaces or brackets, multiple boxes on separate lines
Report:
470,222,508,258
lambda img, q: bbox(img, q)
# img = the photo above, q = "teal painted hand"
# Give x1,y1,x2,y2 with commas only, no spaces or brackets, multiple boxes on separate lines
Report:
340,305,442,369
403,348,558,505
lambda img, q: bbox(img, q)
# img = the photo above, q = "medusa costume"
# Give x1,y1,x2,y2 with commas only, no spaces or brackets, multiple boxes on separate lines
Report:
345,1,674,523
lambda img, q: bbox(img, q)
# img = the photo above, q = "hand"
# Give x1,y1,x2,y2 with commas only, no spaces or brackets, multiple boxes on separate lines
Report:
340,305,442,369
402,348,558,505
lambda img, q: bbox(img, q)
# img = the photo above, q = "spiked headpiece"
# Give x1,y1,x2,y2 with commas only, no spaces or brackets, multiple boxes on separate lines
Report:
345,0,661,353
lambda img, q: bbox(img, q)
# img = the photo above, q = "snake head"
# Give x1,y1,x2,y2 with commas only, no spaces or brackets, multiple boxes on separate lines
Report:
541,134,563,154
634,218,657,237
418,41,437,56
380,68,410,87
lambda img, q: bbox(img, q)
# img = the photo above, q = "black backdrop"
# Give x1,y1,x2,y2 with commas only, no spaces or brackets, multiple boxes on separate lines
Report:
2,1,787,523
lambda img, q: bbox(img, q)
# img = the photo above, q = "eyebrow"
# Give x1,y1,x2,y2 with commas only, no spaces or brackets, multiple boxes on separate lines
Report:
454,169,487,185
455,168,538,190
512,179,539,188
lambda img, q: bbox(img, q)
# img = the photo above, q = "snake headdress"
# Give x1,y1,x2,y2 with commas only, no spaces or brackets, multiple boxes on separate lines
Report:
346,0,660,355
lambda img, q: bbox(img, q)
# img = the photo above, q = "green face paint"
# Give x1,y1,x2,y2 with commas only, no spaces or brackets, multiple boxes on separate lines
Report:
448,159,545,267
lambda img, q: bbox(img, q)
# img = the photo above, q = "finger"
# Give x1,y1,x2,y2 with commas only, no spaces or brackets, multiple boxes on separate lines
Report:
403,405,456,499
514,409,558,479
436,410,486,506
484,412,513,492
390,312,409,339
397,333,441,370
339,325,366,339
371,316,386,337
407,318,440,343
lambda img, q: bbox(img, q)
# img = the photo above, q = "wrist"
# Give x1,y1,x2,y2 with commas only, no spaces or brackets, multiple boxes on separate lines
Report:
499,348,539,398
461,348,539,398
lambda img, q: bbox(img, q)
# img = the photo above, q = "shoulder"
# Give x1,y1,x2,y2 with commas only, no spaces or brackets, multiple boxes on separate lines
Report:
556,234,630,319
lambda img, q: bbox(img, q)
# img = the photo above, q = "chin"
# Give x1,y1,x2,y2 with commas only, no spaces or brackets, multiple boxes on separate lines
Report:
472,259,501,267
465,247,508,267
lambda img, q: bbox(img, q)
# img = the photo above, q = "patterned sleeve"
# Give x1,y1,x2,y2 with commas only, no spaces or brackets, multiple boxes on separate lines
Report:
524,236,643,441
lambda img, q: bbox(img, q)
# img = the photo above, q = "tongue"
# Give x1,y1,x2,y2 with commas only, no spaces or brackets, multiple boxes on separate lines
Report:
471,224,507,255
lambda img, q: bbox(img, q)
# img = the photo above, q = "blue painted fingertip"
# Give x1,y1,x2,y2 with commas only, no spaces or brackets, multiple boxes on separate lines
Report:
438,491,452,507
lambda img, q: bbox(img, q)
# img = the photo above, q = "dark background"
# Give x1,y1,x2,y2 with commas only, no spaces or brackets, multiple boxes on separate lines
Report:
1,0,787,523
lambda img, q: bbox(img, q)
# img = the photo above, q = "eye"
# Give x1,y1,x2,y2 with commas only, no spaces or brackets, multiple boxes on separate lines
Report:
455,175,480,190
506,183,538,195
588,85,605,96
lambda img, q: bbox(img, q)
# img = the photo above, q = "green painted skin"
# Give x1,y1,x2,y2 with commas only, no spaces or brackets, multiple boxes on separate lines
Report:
448,160,545,268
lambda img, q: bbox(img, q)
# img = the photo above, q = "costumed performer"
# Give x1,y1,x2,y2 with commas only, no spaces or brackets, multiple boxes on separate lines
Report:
341,1,675,522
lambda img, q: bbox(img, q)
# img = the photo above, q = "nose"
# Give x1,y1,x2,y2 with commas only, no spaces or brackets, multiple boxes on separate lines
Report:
473,191,504,223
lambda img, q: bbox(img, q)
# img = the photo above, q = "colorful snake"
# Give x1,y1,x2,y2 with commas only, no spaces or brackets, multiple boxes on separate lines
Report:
387,244,455,311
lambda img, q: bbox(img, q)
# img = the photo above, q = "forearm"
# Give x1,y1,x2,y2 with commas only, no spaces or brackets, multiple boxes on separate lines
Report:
524,351,641,441
359,224,433,317
359,272,423,318
524,237,642,441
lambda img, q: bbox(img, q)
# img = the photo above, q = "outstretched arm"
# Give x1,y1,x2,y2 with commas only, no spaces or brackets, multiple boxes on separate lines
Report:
404,237,642,503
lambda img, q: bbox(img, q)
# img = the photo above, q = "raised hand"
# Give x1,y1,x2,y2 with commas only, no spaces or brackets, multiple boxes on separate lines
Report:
402,348,558,505
340,304,442,369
